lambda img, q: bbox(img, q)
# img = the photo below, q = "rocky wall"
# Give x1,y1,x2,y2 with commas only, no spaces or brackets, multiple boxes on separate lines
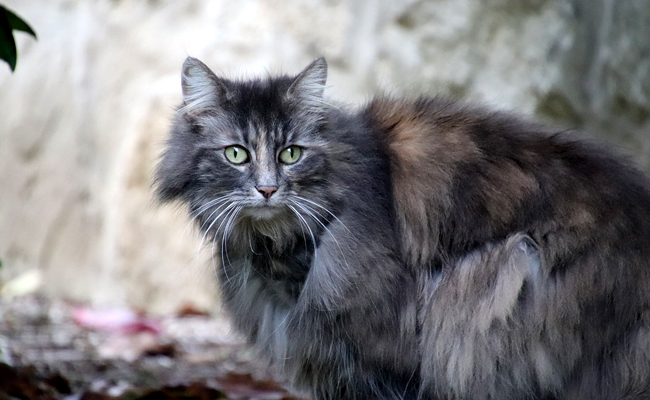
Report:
1,0,648,313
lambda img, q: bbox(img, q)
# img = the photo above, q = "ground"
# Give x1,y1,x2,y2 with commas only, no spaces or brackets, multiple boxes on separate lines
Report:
0,295,307,400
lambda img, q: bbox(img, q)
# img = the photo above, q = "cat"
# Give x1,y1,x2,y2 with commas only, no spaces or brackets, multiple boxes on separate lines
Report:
155,56,650,399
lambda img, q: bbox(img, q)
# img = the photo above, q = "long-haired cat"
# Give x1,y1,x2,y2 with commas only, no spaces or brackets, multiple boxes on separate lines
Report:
156,57,650,399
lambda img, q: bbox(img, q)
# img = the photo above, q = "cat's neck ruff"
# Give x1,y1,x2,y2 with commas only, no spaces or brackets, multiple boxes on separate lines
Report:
228,209,308,254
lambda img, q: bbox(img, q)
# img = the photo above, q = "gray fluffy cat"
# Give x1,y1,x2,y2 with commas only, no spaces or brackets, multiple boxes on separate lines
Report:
156,57,650,399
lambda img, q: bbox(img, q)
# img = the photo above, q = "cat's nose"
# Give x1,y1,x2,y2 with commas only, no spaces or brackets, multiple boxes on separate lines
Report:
257,186,278,200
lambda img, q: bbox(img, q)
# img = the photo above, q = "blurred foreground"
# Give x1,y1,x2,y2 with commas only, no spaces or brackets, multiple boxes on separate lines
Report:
0,295,305,399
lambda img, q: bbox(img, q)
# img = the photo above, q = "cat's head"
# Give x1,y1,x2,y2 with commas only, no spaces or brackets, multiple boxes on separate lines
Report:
156,57,342,238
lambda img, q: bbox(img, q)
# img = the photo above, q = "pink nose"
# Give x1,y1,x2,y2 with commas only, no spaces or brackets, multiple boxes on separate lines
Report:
257,186,278,199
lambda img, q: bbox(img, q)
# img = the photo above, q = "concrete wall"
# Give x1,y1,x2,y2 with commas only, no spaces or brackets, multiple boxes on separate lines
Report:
1,0,648,314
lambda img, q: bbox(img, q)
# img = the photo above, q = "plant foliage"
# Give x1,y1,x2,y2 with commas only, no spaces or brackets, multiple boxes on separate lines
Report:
0,5,36,71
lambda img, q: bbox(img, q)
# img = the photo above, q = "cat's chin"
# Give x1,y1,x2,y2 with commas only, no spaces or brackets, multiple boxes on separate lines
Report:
242,205,285,220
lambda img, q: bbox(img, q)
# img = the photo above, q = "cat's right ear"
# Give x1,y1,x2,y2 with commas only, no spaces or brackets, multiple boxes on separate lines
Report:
179,57,230,118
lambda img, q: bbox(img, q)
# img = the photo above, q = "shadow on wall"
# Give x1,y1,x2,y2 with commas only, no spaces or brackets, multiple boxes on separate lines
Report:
0,0,648,314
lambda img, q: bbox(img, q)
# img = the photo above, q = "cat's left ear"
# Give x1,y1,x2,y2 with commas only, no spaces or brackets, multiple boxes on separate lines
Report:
286,57,328,110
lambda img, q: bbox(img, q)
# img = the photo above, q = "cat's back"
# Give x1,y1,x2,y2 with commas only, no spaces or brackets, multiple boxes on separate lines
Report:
363,95,650,267
364,95,650,398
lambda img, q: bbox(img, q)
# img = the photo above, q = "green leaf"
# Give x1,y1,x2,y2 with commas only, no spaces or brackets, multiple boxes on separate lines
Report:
0,6,36,72
3,6,36,38
0,7,17,71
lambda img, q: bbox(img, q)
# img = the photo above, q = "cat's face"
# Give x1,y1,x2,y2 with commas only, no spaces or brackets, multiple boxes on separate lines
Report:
156,57,339,238
192,98,330,223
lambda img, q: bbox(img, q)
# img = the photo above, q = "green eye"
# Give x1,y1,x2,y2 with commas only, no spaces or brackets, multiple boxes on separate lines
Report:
279,146,302,164
224,145,249,164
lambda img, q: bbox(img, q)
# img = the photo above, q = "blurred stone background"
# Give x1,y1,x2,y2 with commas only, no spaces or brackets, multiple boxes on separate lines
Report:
0,0,648,314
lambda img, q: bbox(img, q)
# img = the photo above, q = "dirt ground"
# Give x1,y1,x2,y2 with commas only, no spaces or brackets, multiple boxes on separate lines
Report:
0,295,307,399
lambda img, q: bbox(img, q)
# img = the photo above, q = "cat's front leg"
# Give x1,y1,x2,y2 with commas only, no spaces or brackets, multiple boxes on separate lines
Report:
290,222,421,399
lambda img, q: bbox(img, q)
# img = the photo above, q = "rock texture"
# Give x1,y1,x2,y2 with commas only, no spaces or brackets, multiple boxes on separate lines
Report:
1,0,648,313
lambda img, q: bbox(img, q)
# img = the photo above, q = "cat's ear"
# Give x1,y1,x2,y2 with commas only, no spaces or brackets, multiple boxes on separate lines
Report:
179,57,230,117
286,57,328,110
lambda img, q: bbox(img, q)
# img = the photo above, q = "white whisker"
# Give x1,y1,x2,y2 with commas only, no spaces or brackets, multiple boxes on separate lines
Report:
191,195,229,218
198,202,237,254
220,205,243,284
249,235,259,255
293,195,352,235
287,204,317,253
204,202,238,282
292,206,308,245
210,204,240,282
293,201,327,220
198,196,236,232
179,195,231,243
291,200,350,270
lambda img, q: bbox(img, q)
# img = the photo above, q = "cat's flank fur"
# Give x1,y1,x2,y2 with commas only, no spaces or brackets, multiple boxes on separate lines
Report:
156,57,650,399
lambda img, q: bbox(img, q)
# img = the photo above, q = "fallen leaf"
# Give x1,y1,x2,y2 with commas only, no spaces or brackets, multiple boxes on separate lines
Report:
73,307,161,335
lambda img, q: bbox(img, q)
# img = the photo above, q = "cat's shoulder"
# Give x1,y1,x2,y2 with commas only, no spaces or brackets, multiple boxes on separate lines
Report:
360,95,491,172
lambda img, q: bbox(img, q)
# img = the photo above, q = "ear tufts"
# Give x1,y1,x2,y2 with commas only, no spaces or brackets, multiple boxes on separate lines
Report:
179,57,228,117
286,57,328,109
